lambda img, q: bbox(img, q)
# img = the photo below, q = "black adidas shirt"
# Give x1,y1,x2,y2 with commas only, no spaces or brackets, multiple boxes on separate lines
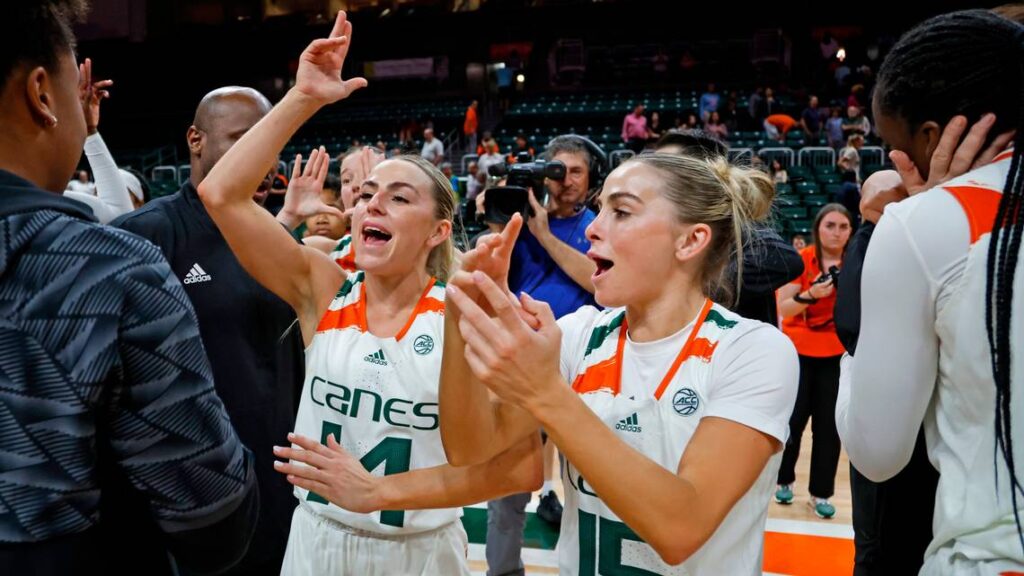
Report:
113,181,303,575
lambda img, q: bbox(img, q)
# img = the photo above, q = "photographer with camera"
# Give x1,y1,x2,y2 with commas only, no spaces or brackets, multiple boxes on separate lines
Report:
477,135,601,576
773,203,853,519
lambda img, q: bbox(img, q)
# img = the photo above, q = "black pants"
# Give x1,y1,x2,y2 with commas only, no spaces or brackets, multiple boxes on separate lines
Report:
626,138,646,154
777,354,842,498
851,428,937,576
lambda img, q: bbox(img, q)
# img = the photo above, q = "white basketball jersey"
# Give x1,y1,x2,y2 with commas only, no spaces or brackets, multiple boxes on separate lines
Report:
292,271,457,535
328,233,357,272
920,151,1024,566
556,302,796,575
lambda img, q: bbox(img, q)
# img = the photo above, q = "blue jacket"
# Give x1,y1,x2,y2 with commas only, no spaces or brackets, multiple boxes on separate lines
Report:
0,170,258,574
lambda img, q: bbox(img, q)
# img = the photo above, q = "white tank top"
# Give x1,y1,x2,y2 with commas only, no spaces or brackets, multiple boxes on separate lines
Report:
556,302,798,575
292,271,457,535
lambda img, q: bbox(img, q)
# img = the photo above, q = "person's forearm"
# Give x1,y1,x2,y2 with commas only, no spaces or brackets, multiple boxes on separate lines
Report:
84,132,133,217
375,434,542,511
536,231,596,294
439,311,505,465
778,293,812,318
530,381,705,565
439,309,538,465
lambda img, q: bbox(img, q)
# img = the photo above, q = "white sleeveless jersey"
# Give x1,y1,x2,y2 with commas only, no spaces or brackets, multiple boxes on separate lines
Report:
556,302,798,575
291,271,457,535
328,234,357,272
916,152,1024,566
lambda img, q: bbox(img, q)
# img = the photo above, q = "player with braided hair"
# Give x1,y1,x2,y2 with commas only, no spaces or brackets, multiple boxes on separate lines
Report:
837,9,1024,574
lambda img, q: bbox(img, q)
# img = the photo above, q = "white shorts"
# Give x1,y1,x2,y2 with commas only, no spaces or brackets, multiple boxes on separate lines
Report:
281,504,471,576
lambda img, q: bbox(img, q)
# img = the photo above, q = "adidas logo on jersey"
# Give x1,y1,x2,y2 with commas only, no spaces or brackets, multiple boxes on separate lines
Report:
615,413,642,433
183,263,212,284
364,349,388,366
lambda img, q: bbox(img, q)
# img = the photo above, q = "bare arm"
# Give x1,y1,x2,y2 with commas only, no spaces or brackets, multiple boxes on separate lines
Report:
275,431,543,513
439,215,542,466
303,234,341,254
197,12,366,343
777,279,833,319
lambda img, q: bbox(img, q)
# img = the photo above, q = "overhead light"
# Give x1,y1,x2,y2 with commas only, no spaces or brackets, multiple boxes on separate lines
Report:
837,48,847,62
380,8,391,17
516,74,525,83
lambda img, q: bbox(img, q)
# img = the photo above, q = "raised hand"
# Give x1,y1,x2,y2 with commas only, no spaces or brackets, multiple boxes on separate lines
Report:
280,146,346,227
445,272,562,412
294,11,368,106
78,58,113,135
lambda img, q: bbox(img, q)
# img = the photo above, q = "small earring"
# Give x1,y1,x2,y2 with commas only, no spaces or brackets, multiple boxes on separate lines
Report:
47,116,58,127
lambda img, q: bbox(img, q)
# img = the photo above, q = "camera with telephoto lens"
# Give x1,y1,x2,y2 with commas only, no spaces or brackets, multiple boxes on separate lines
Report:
482,152,566,224
814,265,841,286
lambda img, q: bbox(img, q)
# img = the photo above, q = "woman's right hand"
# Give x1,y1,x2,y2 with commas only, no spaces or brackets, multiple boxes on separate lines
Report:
293,11,367,107
807,277,834,300
449,214,539,328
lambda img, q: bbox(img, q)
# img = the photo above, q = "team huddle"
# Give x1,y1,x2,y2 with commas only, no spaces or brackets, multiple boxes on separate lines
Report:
3,3,1024,576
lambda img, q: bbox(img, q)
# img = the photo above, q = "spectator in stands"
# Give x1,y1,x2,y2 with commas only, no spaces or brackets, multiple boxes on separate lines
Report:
835,170,861,229
764,113,798,142
65,169,93,194
764,87,779,116
792,234,807,251
113,86,331,575
826,107,845,148
848,84,867,110
622,102,649,154
699,82,720,121
721,97,741,132
478,137,504,177
646,110,665,144
704,110,729,139
464,99,479,154
508,133,535,162
801,95,823,142
748,86,766,126
842,105,872,138
303,174,347,240
0,3,258,574
838,133,865,181
420,127,445,166
479,135,601,576
685,111,700,130
466,161,484,199
775,204,854,520
476,130,493,155
771,158,789,184
440,161,459,193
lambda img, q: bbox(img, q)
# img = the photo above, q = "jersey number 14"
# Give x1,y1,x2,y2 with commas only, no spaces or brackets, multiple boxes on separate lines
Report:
306,420,412,527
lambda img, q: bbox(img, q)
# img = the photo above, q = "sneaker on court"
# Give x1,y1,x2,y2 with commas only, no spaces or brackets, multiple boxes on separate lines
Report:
810,497,836,519
774,484,794,505
537,491,563,527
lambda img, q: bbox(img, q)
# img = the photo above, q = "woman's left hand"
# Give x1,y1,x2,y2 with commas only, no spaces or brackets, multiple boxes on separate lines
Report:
273,433,382,514
445,271,564,412
293,11,368,106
